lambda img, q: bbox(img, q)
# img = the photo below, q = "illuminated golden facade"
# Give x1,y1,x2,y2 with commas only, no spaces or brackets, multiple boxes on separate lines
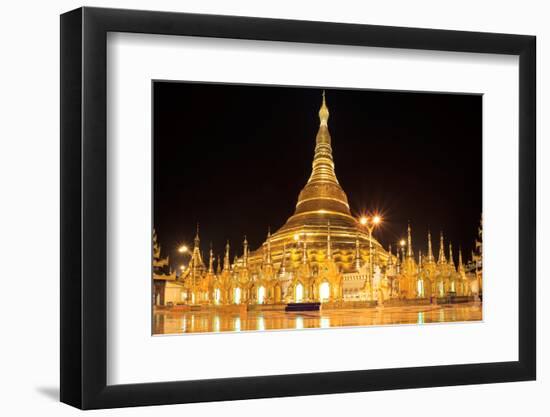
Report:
153,93,482,308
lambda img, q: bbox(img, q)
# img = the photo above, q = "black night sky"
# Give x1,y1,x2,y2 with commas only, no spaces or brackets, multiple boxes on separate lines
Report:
153,82,481,269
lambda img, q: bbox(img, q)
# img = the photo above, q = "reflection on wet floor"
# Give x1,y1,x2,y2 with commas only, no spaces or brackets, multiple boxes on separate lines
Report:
153,302,482,335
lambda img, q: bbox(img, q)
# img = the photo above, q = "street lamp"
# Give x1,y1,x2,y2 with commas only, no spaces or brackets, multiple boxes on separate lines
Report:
358,214,382,301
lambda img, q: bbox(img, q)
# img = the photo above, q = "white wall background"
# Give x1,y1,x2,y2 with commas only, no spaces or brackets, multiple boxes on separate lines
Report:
0,0,546,415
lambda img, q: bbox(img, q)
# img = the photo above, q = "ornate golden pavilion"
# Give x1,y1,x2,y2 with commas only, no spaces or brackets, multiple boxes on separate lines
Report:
153,93,482,307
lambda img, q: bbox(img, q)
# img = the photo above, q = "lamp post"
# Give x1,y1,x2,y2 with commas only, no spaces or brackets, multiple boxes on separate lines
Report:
359,215,382,301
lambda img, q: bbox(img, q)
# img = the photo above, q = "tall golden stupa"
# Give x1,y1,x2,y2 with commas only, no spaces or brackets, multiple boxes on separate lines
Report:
247,92,388,273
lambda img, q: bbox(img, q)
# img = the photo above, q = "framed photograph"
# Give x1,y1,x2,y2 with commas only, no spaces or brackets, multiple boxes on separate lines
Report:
60,6,536,409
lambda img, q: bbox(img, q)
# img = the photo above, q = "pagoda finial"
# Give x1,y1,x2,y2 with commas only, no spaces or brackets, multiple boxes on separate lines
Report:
458,247,465,272
406,222,414,258
223,240,230,271
243,235,248,267
216,255,221,274
438,232,447,264
319,90,329,126
208,243,214,274
426,230,435,263
194,223,200,248
448,242,455,269
387,244,393,266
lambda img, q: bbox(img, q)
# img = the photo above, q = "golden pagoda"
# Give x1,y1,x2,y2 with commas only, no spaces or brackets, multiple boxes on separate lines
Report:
246,92,388,273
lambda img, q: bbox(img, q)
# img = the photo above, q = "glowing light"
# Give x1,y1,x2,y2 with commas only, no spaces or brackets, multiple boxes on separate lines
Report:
417,279,424,298
293,234,300,241
359,216,368,225
257,316,265,331
258,286,265,304
295,283,304,302
400,239,406,247
180,265,186,271
319,282,330,302
372,215,381,225
178,245,188,253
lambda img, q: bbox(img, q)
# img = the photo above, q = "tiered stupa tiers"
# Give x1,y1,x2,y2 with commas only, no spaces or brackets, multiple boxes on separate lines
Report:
247,92,387,273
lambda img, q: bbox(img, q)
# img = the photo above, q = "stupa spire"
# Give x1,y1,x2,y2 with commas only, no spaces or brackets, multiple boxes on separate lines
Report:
243,236,248,267
308,91,337,185
208,244,214,273
406,222,414,258
190,222,204,268
223,240,230,271
438,232,447,264
448,242,455,270
426,230,435,263
194,223,200,247
288,91,352,221
458,247,465,273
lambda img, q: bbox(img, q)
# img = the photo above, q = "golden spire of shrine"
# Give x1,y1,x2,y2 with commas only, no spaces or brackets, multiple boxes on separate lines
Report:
293,92,351,217
406,222,414,258
190,223,204,268
458,247,465,273
243,236,248,267
438,232,447,264
208,244,214,273
426,230,435,263
194,223,200,247
223,240,230,271
448,242,455,270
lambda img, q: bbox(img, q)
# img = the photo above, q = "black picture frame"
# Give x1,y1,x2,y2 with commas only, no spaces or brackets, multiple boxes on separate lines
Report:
60,6,536,410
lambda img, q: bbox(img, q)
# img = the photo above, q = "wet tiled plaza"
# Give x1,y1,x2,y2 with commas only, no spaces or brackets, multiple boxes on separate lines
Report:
153,302,482,335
